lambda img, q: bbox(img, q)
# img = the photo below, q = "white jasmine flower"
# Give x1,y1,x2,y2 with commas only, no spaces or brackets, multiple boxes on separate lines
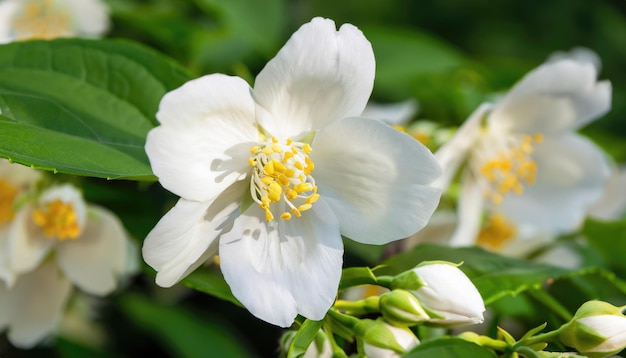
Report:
0,160,42,286
142,17,442,327
434,48,612,246
0,183,129,347
0,0,109,43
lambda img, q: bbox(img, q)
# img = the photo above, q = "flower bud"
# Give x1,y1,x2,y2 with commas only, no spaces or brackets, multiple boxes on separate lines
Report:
379,289,430,327
391,262,485,326
280,329,332,358
560,300,626,358
361,320,419,358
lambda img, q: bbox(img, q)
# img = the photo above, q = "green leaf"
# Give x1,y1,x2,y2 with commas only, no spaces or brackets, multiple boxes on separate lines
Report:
381,244,626,305
339,267,378,290
287,319,324,358
0,39,191,180
583,218,626,270
120,293,253,358
181,267,241,307
403,337,497,358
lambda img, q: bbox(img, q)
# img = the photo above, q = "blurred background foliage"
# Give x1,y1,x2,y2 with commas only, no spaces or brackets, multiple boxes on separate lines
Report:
3,0,626,357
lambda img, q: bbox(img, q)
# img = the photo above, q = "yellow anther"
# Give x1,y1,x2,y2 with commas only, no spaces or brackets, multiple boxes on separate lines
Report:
0,179,18,225
303,144,312,155
267,182,282,202
392,125,406,133
249,137,318,221
250,146,260,154
13,0,72,41
294,182,313,193
480,133,542,205
32,199,80,240
534,133,543,143
477,213,516,250
306,193,320,204
298,203,312,212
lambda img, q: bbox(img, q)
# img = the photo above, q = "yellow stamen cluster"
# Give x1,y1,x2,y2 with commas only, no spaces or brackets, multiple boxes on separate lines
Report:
249,137,319,221
12,0,71,41
480,133,543,205
476,213,516,250
32,199,80,240
0,179,18,225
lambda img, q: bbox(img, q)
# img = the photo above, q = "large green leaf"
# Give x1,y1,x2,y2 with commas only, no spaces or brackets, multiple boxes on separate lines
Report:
120,293,253,358
380,244,626,305
0,39,191,180
404,337,497,358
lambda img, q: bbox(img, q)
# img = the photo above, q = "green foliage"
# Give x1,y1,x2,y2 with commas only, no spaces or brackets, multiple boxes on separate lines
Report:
286,319,324,358
0,39,191,180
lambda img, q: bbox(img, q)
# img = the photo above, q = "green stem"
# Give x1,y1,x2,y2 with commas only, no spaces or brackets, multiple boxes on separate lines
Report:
513,327,563,349
327,309,359,329
323,322,348,358
376,275,394,289
333,297,380,315
528,289,573,322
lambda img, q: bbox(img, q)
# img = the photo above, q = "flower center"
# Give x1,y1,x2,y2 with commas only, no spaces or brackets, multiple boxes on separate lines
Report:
476,213,516,250
12,0,72,40
249,137,319,221
0,179,18,225
32,199,80,240
479,133,543,205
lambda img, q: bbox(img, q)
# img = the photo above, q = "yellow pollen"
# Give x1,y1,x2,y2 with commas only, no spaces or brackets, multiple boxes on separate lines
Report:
0,179,18,225
249,138,318,222
477,214,516,250
12,0,72,41
32,199,80,240
480,133,542,205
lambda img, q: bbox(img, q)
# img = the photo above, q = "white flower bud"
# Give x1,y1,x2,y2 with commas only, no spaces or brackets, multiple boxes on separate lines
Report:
363,321,419,358
392,262,485,326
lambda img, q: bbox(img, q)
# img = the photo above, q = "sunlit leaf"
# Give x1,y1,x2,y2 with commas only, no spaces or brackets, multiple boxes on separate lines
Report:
0,39,191,180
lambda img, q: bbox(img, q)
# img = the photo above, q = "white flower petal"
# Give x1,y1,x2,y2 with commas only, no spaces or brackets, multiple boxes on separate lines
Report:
0,159,42,189
489,60,611,135
5,262,73,349
147,74,258,202
433,103,490,191
587,166,626,221
63,0,110,37
0,0,22,44
254,17,375,138
547,47,602,73
143,180,246,287
496,134,611,232
360,99,419,126
219,200,343,327
56,206,127,296
7,207,54,275
310,117,441,244
448,175,485,246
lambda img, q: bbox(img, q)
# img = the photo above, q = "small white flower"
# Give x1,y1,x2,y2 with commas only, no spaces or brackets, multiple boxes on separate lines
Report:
0,183,129,347
142,17,442,327
434,48,612,246
0,0,110,43
0,160,42,286
394,263,485,326
363,322,419,358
